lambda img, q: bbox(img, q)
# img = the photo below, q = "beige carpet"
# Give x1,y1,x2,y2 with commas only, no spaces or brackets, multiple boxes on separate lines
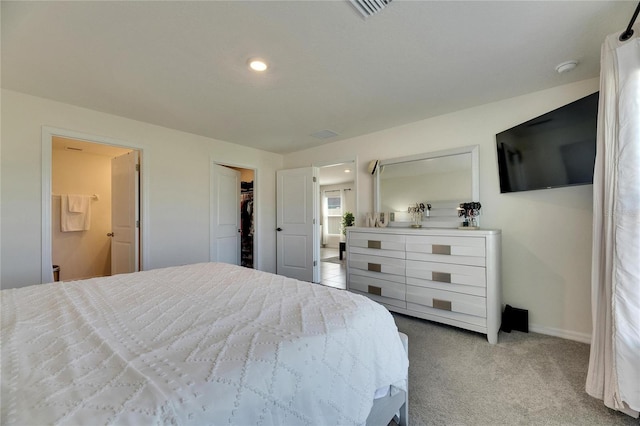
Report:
392,313,639,425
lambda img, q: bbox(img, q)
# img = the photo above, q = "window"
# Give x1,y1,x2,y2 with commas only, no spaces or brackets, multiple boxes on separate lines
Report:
324,192,342,235
326,196,341,213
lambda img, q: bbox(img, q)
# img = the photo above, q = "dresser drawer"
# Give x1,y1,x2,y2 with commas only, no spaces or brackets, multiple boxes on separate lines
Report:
406,301,487,329
406,276,485,297
350,245,405,259
406,260,486,288
349,273,405,301
348,267,404,284
406,235,486,267
349,253,405,276
406,285,486,318
348,232,405,252
351,290,407,309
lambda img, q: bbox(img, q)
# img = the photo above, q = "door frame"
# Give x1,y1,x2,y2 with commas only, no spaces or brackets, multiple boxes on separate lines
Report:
315,157,358,276
210,160,258,269
41,126,147,283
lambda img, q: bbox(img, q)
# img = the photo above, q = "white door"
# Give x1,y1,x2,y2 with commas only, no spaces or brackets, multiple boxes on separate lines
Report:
110,151,139,275
276,167,319,282
211,164,241,265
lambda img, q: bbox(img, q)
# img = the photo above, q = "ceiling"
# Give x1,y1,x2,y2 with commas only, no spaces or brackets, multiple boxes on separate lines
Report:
1,1,634,154
319,161,355,186
53,137,132,158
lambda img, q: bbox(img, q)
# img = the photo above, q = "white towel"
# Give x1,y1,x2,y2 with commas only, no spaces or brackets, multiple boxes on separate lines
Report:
61,195,91,232
67,194,86,213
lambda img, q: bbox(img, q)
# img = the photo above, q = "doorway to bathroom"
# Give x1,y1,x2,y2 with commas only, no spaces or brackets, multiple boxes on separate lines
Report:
42,128,143,283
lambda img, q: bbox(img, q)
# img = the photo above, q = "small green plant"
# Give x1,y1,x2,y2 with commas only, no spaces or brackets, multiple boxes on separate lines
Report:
341,211,355,235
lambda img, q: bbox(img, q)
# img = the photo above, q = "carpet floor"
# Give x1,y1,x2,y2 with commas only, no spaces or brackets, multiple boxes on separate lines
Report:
392,313,639,425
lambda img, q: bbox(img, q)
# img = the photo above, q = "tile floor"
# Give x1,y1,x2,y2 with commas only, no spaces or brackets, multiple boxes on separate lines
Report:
320,247,346,290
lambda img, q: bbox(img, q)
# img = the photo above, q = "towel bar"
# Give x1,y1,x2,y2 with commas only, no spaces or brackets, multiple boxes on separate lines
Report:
52,194,100,201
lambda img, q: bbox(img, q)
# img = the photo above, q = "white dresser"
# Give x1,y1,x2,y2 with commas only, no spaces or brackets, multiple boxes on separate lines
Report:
346,227,502,344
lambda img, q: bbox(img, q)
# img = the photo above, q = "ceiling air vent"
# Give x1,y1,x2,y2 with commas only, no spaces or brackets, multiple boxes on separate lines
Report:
311,129,339,139
349,0,393,18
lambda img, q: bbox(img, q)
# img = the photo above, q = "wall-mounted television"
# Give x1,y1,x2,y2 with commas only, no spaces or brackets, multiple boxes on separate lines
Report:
496,92,599,193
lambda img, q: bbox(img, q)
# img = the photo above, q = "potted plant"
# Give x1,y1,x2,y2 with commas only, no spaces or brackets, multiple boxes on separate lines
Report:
341,211,355,235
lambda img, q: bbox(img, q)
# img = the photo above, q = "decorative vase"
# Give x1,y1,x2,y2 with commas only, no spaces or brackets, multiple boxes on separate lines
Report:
411,212,423,228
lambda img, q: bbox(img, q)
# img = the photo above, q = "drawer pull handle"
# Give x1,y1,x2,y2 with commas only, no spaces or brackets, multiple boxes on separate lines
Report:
368,263,382,272
432,244,451,255
368,240,382,249
368,285,382,296
433,299,452,311
432,272,451,283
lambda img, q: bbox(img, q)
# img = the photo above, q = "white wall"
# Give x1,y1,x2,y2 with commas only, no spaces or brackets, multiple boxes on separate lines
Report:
284,78,599,342
1,89,283,289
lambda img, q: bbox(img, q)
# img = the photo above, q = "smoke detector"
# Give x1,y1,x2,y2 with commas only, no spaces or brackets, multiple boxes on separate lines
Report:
555,60,578,74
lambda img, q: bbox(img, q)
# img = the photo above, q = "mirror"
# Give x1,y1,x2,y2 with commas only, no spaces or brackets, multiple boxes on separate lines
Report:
374,145,479,228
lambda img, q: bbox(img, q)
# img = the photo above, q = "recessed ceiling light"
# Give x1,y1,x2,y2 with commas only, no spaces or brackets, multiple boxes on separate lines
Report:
555,60,578,74
345,169,351,173
248,59,268,72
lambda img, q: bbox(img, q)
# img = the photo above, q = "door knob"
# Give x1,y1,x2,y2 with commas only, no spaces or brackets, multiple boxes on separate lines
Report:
276,227,283,231
107,232,114,237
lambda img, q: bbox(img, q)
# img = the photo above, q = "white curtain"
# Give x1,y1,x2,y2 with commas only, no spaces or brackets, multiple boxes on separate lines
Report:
586,30,640,417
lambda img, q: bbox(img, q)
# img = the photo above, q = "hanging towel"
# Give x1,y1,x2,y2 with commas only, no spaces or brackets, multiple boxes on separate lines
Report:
67,194,86,212
61,195,92,232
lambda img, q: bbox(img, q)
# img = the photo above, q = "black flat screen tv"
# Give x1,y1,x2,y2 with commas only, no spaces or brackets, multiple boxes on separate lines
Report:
496,92,599,193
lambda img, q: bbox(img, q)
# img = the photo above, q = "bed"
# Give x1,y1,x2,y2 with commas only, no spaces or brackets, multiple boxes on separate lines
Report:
1,262,408,425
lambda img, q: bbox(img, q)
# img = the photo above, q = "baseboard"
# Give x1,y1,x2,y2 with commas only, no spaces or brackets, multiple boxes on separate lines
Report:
529,323,591,344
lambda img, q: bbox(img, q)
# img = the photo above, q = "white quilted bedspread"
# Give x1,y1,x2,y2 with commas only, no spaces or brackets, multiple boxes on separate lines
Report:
1,263,408,425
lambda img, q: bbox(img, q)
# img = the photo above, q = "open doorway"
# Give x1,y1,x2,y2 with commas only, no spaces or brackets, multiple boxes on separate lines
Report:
211,163,256,268
50,137,140,281
318,161,355,289
42,127,144,284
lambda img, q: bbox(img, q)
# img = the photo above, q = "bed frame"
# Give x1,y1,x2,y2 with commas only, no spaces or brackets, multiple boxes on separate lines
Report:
366,332,409,426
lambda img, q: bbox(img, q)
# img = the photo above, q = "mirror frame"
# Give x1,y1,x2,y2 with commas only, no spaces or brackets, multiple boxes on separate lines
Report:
374,144,479,212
